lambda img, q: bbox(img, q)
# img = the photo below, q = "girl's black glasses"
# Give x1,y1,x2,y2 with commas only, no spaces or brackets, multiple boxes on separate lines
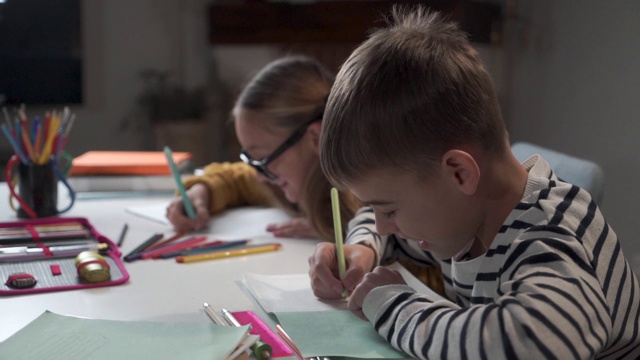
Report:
240,113,322,180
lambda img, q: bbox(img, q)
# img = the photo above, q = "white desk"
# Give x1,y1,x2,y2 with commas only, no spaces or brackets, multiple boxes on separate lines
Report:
0,185,430,360
0,186,322,351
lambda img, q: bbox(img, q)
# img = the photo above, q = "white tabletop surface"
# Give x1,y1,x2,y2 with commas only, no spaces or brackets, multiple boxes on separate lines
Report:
0,185,322,349
0,184,431,360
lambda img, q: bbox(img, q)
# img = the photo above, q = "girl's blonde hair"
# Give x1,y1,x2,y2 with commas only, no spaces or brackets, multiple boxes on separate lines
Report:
233,56,360,241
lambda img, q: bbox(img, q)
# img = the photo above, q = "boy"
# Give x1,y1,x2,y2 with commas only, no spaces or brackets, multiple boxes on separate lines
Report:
311,6,640,359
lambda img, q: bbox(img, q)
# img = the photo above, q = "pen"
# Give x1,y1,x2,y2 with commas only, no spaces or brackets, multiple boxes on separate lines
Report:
176,243,282,263
0,243,108,262
203,302,226,325
222,309,272,360
330,187,347,298
163,145,196,220
275,324,304,360
122,233,163,262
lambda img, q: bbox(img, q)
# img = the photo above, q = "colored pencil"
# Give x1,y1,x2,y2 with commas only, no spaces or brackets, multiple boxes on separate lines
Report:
176,243,281,263
123,233,163,262
139,235,207,260
164,145,196,220
117,223,129,247
158,239,249,259
146,231,185,250
330,187,347,297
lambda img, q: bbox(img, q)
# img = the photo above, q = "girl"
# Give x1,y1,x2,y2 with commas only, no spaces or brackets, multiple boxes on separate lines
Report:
166,56,360,241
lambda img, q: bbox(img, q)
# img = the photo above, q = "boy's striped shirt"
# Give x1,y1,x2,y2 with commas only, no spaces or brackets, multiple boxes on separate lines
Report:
345,156,640,359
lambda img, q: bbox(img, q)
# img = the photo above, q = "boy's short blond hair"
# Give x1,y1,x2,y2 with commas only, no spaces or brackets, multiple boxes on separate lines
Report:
321,6,508,187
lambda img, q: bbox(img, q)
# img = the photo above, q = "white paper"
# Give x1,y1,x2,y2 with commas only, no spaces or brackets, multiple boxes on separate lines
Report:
125,203,171,225
125,205,292,239
243,273,348,313
242,262,444,314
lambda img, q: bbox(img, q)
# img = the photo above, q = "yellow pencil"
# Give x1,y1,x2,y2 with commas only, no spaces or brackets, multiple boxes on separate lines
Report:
330,187,347,298
176,243,282,263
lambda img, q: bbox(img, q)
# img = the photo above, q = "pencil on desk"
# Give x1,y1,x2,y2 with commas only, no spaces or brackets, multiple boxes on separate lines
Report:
146,231,185,250
139,235,207,260
330,187,347,298
157,239,247,259
122,233,163,262
176,243,281,263
117,223,128,247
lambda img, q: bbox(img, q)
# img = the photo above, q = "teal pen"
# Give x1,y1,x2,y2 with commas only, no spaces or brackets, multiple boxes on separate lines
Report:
163,146,196,220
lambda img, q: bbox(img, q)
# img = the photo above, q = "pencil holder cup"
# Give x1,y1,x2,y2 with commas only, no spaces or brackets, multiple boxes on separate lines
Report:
6,155,76,218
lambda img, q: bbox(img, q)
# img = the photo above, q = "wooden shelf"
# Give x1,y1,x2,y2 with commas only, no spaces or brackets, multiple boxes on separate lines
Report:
208,1,502,45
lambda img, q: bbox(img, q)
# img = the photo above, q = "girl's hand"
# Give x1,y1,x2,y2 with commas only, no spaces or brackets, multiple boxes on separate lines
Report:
166,183,210,232
308,243,376,299
266,218,317,239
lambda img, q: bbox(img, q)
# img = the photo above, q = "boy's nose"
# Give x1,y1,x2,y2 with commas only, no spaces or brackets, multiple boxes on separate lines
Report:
374,215,397,236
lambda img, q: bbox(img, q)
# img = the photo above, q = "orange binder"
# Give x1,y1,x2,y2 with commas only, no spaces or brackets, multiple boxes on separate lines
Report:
69,151,192,176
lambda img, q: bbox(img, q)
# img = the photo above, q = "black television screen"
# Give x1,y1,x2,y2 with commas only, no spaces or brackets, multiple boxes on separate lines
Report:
0,0,82,105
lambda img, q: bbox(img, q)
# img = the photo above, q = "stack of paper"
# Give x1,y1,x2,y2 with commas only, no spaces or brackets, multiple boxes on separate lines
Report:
0,311,255,360
67,151,193,194
68,174,178,193
70,151,193,176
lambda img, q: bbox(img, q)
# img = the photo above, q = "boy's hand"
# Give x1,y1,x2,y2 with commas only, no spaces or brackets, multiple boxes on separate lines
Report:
166,183,210,232
266,218,317,239
308,243,376,299
348,266,406,320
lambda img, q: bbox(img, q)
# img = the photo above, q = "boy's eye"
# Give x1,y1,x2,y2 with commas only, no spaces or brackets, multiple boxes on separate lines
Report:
382,210,396,219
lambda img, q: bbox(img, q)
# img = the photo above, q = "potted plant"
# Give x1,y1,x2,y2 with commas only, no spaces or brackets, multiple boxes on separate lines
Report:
126,69,211,166
136,69,208,124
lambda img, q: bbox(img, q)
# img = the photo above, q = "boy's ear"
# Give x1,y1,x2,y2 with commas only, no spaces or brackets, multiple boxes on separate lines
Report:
308,122,322,153
441,149,480,195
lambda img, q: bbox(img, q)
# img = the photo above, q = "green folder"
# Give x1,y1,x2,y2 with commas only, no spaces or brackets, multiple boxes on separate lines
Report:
0,311,250,360
274,310,408,359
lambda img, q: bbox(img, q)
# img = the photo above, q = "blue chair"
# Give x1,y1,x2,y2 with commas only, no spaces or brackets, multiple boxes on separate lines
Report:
511,142,605,205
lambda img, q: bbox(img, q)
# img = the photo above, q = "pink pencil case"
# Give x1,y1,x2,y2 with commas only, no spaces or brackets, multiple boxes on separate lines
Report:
0,217,129,295
232,310,293,358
